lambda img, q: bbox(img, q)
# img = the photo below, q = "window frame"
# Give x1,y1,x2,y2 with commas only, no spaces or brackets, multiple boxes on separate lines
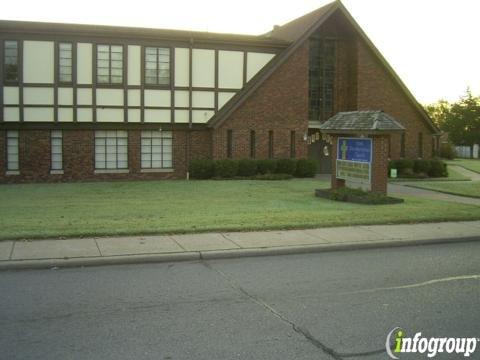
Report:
4,40,19,85
94,130,128,170
400,133,406,158
226,130,233,159
418,132,423,158
6,130,19,172
50,130,63,171
140,130,173,169
290,131,296,158
268,130,274,159
250,130,256,159
58,42,73,85
144,46,171,87
96,44,124,85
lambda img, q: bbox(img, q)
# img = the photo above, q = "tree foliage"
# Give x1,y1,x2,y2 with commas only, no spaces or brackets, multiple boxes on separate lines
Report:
426,88,480,147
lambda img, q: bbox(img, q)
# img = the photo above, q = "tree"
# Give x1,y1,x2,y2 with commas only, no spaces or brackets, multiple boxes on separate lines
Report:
426,89,480,158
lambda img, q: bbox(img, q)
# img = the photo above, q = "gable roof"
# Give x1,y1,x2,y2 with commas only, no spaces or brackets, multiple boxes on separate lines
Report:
208,1,439,134
319,111,405,133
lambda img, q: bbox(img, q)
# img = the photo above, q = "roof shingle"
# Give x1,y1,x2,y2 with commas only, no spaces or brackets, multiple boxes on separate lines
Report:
319,111,405,133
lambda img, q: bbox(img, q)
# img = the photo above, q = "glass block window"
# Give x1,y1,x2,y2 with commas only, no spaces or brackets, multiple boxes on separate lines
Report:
4,41,18,82
95,130,128,169
59,43,73,83
51,130,63,170
141,131,173,169
145,47,170,85
6,130,19,171
97,45,123,84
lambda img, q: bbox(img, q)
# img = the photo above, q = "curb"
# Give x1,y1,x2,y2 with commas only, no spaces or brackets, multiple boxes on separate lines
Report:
1,235,479,271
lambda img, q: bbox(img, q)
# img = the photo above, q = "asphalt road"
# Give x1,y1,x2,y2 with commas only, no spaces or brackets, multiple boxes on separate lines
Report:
1,241,479,360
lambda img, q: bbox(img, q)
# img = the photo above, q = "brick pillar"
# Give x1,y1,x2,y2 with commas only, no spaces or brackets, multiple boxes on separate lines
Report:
371,135,389,194
330,135,346,190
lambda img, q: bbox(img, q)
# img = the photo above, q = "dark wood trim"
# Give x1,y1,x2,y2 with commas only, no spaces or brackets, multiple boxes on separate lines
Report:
123,44,128,123
140,45,145,122
72,41,78,122
0,41,3,122
0,121,208,131
214,49,219,112
53,42,58,122
188,46,192,128
18,40,23,122
92,43,97,122
169,46,174,124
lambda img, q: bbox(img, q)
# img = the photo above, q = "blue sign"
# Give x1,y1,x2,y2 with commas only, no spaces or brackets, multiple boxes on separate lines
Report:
337,138,372,163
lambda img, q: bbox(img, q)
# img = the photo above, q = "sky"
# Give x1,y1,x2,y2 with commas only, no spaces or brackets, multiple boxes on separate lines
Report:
2,0,479,104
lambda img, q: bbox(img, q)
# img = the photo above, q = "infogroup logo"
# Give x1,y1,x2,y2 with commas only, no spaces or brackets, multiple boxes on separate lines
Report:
385,327,479,359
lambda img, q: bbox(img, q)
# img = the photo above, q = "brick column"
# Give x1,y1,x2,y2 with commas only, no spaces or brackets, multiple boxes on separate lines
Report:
330,135,346,190
371,135,389,194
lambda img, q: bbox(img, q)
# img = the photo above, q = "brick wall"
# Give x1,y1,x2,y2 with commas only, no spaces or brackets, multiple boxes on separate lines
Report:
0,129,213,183
212,42,310,160
356,41,434,159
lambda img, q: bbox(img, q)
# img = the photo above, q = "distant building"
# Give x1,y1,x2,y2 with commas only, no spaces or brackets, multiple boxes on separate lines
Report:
0,0,439,183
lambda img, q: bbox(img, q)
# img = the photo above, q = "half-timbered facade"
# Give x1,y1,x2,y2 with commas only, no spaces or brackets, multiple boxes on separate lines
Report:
0,1,439,182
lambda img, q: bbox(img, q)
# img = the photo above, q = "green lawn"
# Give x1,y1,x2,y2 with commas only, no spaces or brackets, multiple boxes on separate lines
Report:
445,159,480,174
1,179,480,240
409,181,480,199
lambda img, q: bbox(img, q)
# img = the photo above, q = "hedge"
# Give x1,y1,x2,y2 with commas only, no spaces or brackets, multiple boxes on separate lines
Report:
189,158,317,179
389,158,447,178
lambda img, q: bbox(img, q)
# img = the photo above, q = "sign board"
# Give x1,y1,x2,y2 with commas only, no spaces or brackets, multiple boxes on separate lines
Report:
336,137,372,182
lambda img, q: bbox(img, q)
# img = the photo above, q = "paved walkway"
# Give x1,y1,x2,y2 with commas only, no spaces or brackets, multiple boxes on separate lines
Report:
449,164,480,181
1,221,479,270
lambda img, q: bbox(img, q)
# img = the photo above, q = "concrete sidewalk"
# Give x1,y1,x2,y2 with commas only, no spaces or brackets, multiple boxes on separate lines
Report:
1,221,480,270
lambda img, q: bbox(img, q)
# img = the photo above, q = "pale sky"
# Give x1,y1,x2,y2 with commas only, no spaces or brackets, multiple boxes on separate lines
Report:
2,0,479,104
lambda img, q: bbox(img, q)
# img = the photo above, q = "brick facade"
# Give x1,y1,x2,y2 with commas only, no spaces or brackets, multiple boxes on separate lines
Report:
212,42,310,161
0,129,211,183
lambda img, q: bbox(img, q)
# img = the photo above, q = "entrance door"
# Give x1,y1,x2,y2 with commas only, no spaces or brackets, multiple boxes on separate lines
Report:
307,130,331,174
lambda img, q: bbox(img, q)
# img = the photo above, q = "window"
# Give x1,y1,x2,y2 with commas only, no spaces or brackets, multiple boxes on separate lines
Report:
141,131,173,169
290,131,296,158
4,41,18,82
6,131,19,171
268,130,274,159
400,133,406,158
250,130,256,159
95,131,128,169
388,135,391,158
418,132,423,158
227,130,233,158
97,45,123,84
145,47,170,85
309,36,335,121
51,130,63,170
58,43,72,83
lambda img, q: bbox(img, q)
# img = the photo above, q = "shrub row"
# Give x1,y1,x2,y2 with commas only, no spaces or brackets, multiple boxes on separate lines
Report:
189,158,317,179
388,158,448,178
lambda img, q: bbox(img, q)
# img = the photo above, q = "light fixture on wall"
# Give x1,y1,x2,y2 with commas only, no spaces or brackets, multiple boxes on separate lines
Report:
303,132,308,141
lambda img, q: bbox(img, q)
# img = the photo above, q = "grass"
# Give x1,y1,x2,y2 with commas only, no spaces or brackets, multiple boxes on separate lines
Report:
409,181,480,199
445,158,480,174
389,166,470,182
1,179,480,241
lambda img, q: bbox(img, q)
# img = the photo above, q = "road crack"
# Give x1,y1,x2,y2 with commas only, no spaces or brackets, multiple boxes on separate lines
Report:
202,261,343,360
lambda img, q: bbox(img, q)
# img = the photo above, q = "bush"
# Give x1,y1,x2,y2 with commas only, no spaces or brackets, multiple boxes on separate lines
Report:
256,159,277,174
275,159,297,175
440,143,456,160
413,159,431,174
254,173,293,180
189,159,215,179
428,159,448,177
392,159,414,176
295,159,317,178
214,159,238,178
237,159,258,177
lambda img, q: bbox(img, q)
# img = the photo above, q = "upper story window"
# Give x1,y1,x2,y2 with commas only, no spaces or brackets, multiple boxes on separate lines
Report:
145,47,170,86
97,45,123,84
58,43,73,83
4,40,18,83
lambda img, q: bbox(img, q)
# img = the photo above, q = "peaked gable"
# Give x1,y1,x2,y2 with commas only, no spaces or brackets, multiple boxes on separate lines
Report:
208,0,438,133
